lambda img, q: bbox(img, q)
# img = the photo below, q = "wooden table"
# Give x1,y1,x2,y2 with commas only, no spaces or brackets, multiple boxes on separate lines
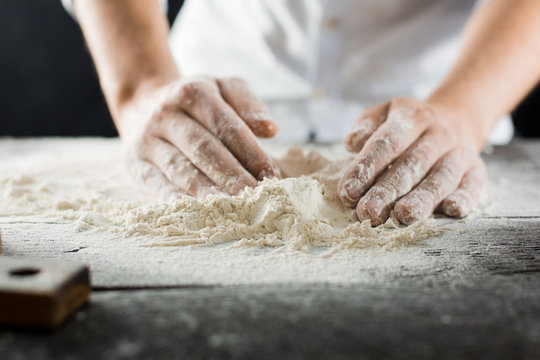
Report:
0,139,539,359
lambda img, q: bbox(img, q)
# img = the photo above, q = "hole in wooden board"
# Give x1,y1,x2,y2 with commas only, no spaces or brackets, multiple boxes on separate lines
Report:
9,267,41,277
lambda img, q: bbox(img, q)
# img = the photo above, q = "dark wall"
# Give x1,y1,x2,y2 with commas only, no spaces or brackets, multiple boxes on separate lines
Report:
0,0,537,137
0,0,183,137
0,0,114,136
513,83,540,138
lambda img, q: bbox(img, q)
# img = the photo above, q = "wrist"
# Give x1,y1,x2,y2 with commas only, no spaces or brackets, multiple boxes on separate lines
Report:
105,72,179,119
106,74,179,139
427,87,494,150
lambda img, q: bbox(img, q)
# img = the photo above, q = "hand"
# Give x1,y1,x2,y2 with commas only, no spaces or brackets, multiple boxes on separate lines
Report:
116,76,281,201
338,97,487,226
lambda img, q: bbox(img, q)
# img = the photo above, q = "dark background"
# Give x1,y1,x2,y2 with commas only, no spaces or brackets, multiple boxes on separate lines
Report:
0,0,538,137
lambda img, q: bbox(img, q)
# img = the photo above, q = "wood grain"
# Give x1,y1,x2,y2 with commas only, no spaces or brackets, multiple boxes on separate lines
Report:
0,139,538,359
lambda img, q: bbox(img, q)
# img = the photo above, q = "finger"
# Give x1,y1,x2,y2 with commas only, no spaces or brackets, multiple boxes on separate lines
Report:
338,102,430,208
174,80,281,180
394,148,474,225
355,133,447,226
125,156,184,202
142,137,223,199
217,77,278,138
158,112,258,195
439,159,487,218
344,102,389,153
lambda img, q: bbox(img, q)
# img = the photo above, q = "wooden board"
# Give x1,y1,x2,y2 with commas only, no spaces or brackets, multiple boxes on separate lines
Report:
0,139,538,359
0,218,538,287
0,279,539,359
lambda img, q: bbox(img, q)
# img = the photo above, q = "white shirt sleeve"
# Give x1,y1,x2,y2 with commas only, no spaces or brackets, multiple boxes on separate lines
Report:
61,0,168,20
60,0,75,16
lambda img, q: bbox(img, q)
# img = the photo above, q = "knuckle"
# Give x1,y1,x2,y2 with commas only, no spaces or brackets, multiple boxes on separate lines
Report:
177,82,202,100
431,124,457,145
374,135,400,154
141,114,163,139
434,156,458,180
215,115,243,139
134,138,152,162
401,155,421,174
176,80,215,103
438,125,454,140
344,132,366,152
192,136,213,153
359,108,374,118
222,76,247,88
414,139,436,157
150,101,174,124
390,96,411,106
360,103,382,116
351,116,376,136
411,106,436,125
162,149,180,168
171,160,198,187
389,97,436,125
439,165,457,182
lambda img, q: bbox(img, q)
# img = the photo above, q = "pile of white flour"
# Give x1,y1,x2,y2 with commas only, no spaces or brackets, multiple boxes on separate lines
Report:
0,138,441,251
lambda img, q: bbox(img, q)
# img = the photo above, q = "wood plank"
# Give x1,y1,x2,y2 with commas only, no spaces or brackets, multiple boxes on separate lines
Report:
0,139,538,359
485,140,540,168
0,277,538,359
0,218,538,287
480,141,540,217
0,138,539,218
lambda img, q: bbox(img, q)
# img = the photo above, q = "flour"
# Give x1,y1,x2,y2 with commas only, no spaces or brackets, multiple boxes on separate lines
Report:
0,138,442,251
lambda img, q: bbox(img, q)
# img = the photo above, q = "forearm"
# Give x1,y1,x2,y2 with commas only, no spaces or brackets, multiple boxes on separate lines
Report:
428,0,540,148
74,0,179,121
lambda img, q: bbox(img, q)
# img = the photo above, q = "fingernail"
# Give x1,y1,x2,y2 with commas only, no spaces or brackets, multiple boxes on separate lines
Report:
356,201,371,222
343,178,362,202
201,186,226,199
250,112,279,137
224,176,254,195
366,203,388,227
272,159,283,178
395,198,424,224
257,160,282,180
443,197,469,218
257,169,273,181
356,198,386,227
369,201,386,223
258,169,281,180
160,190,182,202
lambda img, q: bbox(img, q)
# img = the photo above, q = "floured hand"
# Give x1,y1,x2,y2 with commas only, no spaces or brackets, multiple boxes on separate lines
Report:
338,97,487,226
117,76,281,201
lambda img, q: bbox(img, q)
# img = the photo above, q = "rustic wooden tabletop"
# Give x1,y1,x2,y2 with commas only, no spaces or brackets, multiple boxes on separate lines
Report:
0,139,539,360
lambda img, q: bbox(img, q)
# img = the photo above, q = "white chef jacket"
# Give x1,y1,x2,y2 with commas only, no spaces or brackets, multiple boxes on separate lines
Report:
63,0,513,143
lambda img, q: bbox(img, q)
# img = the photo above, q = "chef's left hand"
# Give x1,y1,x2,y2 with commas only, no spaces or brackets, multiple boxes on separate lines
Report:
337,97,487,226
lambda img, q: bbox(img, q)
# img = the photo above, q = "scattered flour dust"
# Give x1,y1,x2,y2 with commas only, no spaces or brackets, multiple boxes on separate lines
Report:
0,138,443,251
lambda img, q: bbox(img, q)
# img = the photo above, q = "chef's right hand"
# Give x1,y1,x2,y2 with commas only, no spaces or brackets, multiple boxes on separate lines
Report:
116,76,281,201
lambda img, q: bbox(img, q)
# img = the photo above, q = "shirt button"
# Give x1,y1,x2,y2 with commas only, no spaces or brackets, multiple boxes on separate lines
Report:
312,87,326,98
323,17,340,31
